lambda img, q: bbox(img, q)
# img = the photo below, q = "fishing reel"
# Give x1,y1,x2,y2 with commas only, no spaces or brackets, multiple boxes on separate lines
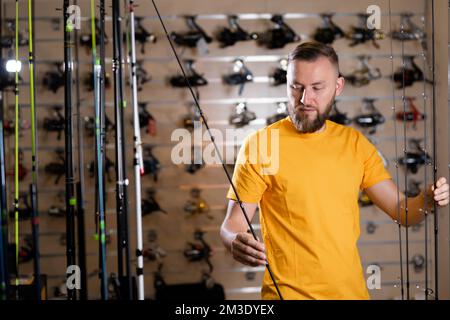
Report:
182,103,204,130
6,149,28,181
353,98,385,134
142,146,160,182
47,205,66,218
3,116,30,136
215,15,257,48
84,71,111,91
79,18,108,53
222,59,253,96
143,230,167,261
125,17,156,54
42,62,65,93
328,102,352,125
18,235,34,264
84,114,114,137
135,61,151,91
391,13,426,44
88,156,115,182
9,191,32,220
170,16,212,50
411,254,425,273
136,102,156,135
393,56,429,88
44,148,65,184
344,55,382,87
395,97,425,129
170,59,207,88
256,14,300,49
398,139,431,174
266,102,288,125
142,188,167,216
43,105,65,140
229,102,256,127
186,145,205,174
313,13,345,44
358,191,373,207
183,188,212,219
1,19,28,49
184,230,213,273
346,13,384,48
269,58,288,86
404,179,422,198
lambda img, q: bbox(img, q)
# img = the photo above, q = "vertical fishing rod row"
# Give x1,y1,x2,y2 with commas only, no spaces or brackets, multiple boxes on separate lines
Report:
27,0,41,300
127,0,145,300
112,0,132,299
63,0,77,301
74,0,88,300
92,0,108,300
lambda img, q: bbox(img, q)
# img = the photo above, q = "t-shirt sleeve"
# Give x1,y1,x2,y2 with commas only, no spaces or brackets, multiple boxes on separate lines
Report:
358,132,392,190
226,134,268,203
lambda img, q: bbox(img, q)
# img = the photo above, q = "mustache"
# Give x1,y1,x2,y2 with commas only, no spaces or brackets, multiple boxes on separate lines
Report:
295,103,317,111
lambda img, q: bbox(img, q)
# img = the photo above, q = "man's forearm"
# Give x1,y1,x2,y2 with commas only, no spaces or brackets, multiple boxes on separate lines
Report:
398,190,433,227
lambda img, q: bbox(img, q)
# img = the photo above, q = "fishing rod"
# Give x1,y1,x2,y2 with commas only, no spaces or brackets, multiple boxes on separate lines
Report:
112,0,132,300
126,0,145,300
0,0,11,301
150,0,284,300
27,0,41,300
91,0,108,300
400,11,411,300
74,0,88,300
63,0,77,301
13,0,20,300
430,0,438,300
419,9,430,301
388,0,405,300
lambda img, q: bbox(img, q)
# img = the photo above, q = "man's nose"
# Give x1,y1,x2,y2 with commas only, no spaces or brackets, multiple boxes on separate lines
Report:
300,88,314,106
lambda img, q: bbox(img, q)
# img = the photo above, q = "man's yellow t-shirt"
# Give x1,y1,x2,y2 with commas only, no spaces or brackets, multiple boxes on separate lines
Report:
226,116,391,300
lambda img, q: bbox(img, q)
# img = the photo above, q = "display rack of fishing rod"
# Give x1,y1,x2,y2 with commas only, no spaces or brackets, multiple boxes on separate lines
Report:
0,0,438,300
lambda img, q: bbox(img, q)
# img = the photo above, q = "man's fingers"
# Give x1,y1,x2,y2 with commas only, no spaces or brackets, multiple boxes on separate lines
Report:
434,191,449,201
233,240,266,260
438,199,449,207
236,233,266,252
437,177,447,188
234,250,266,267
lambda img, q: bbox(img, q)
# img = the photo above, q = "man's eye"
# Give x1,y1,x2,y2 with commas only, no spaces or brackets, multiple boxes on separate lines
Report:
313,87,323,91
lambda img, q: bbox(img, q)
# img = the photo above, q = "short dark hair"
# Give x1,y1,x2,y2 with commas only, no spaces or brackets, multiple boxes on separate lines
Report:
288,42,340,75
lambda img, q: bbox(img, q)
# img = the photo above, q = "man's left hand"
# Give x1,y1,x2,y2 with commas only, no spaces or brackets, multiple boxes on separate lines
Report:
431,177,449,207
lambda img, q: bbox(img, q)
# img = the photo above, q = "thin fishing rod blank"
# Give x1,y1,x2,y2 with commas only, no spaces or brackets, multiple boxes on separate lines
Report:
74,0,88,300
430,0,438,300
27,0,41,300
13,0,20,300
63,0,77,301
388,0,405,300
112,0,132,299
91,0,108,300
0,0,11,301
400,16,411,301
419,13,430,300
127,0,145,300
150,0,283,300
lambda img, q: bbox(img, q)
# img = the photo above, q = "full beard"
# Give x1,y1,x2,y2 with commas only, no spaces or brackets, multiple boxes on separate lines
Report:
288,93,335,133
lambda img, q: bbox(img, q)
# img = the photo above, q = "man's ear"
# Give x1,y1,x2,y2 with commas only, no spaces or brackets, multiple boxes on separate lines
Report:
335,76,345,96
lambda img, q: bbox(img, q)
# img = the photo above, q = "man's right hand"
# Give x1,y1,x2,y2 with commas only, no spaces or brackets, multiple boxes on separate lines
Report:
231,232,266,267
